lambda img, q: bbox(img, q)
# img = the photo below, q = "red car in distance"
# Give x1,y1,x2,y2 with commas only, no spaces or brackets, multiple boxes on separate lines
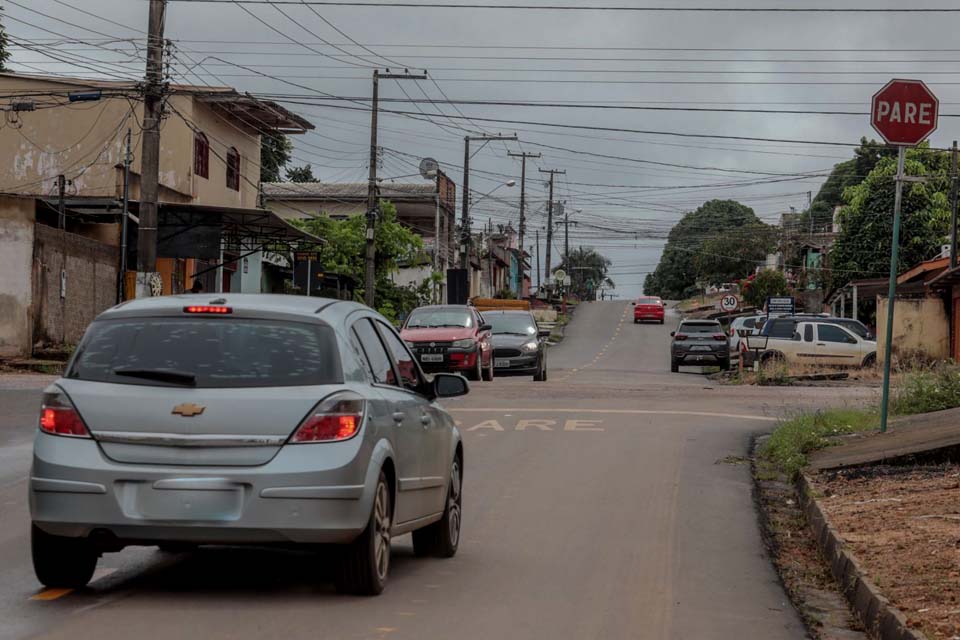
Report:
400,305,495,381
632,296,665,324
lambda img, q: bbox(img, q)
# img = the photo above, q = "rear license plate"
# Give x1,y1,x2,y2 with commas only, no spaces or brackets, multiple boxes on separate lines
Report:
495,358,511,368
124,485,243,521
421,354,443,363
690,345,712,351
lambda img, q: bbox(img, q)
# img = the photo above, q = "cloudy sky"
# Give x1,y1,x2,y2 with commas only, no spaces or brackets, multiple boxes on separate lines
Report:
7,0,960,297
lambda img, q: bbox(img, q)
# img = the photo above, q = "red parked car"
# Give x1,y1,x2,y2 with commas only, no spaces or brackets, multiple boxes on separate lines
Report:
632,296,665,324
400,305,494,381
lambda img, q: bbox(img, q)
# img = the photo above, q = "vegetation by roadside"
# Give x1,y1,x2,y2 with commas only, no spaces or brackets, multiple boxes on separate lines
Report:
759,364,960,479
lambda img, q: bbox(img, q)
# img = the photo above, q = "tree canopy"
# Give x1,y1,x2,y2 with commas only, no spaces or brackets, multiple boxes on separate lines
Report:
742,269,790,309
556,247,613,299
828,144,953,291
0,9,9,71
644,199,773,299
286,164,316,183
805,138,898,229
259,134,292,184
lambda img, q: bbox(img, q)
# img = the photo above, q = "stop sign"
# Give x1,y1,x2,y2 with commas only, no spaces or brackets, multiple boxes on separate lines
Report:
871,79,939,146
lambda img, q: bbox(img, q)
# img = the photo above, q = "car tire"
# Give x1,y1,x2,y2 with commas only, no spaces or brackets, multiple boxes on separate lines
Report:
720,358,731,371
482,357,494,381
412,456,462,559
671,361,679,373
534,355,547,382
32,524,98,589
659,319,665,325
335,472,391,596
862,353,877,368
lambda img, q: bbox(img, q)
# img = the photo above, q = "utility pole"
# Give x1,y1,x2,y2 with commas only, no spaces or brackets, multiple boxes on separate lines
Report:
535,230,541,291
365,69,428,308
119,129,132,303
507,151,541,279
950,140,958,269
539,169,565,280
136,0,167,297
807,190,814,235
460,134,518,280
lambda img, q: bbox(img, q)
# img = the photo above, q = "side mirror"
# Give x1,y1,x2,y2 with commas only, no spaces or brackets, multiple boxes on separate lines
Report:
433,373,469,399
479,324,492,333
670,331,676,337
631,302,636,306
538,328,551,338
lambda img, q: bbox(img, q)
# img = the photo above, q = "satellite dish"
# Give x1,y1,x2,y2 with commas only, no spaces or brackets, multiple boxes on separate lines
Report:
419,157,440,180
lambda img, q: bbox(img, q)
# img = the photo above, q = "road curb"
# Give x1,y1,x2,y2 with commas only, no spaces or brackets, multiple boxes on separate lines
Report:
796,473,927,640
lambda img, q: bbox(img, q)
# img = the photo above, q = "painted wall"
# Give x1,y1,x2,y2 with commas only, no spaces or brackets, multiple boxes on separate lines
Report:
0,197,35,356
876,296,950,363
0,76,260,208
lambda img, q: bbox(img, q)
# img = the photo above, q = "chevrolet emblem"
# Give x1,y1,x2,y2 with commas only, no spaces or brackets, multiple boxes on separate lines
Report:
172,403,206,417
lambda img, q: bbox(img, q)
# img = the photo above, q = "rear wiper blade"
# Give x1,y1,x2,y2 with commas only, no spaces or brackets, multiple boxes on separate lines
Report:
113,368,197,386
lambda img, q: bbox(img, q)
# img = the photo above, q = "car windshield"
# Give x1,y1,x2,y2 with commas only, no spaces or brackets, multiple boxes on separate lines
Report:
637,298,660,305
680,323,720,334
840,321,870,339
67,318,341,388
488,314,537,335
405,309,473,329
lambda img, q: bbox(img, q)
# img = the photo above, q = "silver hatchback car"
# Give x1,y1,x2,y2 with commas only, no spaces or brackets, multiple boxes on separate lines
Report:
30,294,467,595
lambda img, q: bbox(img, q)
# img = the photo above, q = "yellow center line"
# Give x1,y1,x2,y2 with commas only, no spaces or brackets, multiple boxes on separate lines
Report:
30,588,73,601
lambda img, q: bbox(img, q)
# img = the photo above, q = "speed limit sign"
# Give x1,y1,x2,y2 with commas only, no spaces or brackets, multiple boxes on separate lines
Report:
719,294,740,313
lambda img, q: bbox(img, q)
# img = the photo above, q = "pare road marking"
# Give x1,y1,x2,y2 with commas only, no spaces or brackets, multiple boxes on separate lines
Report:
466,419,604,432
452,408,776,422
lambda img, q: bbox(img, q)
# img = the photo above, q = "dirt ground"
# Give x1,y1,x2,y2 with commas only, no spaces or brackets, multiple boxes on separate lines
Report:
813,465,960,639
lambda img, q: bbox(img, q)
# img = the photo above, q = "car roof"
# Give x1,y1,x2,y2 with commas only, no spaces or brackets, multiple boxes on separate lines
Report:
99,293,365,324
482,310,532,316
410,305,471,312
680,319,720,325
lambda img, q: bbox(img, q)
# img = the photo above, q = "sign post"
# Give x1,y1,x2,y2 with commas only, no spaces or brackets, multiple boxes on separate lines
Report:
870,79,939,433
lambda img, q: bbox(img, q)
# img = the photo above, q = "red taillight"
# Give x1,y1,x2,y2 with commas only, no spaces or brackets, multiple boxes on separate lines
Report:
183,306,232,315
39,390,91,438
713,333,727,341
674,334,688,341
730,327,736,337
290,394,365,444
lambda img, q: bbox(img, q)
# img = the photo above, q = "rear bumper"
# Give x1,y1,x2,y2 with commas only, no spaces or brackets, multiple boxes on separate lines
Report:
30,433,377,545
634,312,664,321
414,348,479,373
673,350,730,364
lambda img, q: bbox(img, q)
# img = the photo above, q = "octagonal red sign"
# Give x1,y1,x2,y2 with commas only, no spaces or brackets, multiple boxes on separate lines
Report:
871,79,939,146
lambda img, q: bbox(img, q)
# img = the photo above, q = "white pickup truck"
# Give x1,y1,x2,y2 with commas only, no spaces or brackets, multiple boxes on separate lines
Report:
754,319,877,368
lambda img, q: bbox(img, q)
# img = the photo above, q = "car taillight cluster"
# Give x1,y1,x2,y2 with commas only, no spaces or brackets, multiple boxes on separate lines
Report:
39,390,91,438
713,334,727,341
674,334,688,341
290,393,365,443
183,305,232,315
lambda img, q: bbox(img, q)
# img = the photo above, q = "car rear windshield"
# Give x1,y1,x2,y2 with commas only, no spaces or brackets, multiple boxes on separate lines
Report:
762,319,798,338
679,322,720,333
636,298,660,305
66,317,342,388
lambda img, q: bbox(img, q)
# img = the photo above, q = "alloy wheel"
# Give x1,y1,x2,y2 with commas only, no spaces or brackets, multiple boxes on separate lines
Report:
447,460,462,547
373,480,391,581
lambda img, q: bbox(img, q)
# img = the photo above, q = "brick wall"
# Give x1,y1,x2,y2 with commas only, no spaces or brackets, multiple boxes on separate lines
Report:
32,224,119,346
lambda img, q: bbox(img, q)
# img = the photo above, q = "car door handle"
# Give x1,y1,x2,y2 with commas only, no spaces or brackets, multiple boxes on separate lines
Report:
816,343,826,346
392,412,405,423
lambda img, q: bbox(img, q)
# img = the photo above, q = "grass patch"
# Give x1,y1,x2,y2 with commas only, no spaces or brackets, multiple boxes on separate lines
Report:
890,365,960,416
759,409,878,478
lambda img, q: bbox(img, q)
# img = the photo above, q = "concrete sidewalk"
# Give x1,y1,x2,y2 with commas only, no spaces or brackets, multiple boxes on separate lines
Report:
809,406,960,471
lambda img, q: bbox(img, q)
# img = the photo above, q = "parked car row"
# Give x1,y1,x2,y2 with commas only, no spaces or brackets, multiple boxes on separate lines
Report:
399,305,549,382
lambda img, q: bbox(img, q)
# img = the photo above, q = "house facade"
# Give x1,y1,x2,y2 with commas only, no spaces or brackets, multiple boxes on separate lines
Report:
0,72,314,357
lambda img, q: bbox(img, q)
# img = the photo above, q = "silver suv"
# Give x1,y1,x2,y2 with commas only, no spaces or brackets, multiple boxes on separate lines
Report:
671,319,731,372
30,294,467,595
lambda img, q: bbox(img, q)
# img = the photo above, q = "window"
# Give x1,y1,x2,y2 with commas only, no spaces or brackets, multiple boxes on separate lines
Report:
764,319,798,339
742,318,757,330
226,147,240,191
194,133,209,179
352,320,394,385
67,318,341,388
804,324,814,343
405,307,473,329
488,313,537,336
679,322,721,334
377,322,422,391
818,324,856,344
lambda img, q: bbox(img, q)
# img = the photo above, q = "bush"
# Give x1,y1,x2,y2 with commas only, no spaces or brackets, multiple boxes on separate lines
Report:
890,365,960,415
760,409,878,478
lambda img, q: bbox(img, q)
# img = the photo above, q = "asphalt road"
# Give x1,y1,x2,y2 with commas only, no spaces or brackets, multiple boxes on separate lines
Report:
0,302,878,640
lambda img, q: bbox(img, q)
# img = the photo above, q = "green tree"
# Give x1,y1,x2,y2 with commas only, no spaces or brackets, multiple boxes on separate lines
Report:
260,134,292,183
645,200,770,299
0,8,9,71
296,200,427,317
557,246,612,299
829,145,952,291
286,164,316,183
742,269,790,309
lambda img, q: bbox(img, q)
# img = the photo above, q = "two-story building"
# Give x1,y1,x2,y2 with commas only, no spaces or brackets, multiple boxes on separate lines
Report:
0,72,316,357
